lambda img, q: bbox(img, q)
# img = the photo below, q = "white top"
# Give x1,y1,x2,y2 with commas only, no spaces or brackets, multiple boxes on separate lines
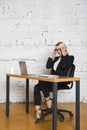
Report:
53,57,61,71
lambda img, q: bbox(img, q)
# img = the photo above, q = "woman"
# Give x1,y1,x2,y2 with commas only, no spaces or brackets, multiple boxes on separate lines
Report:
34,41,74,123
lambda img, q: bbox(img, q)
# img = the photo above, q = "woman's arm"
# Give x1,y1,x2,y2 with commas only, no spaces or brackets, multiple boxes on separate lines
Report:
46,57,54,69
46,57,58,69
60,55,74,69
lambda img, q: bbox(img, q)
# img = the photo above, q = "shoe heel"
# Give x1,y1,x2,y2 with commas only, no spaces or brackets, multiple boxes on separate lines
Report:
35,109,44,124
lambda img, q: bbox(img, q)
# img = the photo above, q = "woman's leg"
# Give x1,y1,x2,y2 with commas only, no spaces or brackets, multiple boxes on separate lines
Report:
34,81,53,123
34,83,44,123
34,83,41,106
39,82,53,109
34,82,52,109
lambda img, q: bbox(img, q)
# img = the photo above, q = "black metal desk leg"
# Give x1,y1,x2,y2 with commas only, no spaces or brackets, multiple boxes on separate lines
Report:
76,81,80,130
26,79,29,113
53,82,57,130
6,76,10,117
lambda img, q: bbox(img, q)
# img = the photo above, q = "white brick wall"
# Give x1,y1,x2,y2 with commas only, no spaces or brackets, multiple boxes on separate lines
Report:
0,0,87,103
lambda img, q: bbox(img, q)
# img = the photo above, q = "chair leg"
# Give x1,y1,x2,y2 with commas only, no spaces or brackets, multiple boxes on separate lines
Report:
57,109,64,122
42,108,65,122
58,109,73,117
42,108,73,122
42,108,53,116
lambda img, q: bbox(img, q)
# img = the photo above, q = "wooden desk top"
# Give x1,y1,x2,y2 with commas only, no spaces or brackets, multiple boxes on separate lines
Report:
6,74,80,83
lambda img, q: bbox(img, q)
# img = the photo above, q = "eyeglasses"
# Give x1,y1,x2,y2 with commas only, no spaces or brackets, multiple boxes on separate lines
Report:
54,48,61,51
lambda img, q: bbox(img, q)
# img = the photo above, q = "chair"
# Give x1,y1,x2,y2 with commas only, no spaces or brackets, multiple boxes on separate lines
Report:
42,64,75,122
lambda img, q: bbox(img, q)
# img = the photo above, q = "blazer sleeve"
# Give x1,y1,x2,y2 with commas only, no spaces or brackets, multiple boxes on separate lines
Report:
46,57,58,69
59,55,74,69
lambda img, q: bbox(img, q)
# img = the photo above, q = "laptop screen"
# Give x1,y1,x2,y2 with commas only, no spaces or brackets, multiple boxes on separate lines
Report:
19,61,28,75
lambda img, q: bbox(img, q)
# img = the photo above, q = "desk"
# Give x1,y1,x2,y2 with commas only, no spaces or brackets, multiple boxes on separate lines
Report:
6,74,80,130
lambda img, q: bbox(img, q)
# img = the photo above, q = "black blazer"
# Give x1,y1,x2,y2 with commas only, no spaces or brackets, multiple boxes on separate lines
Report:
46,55,74,76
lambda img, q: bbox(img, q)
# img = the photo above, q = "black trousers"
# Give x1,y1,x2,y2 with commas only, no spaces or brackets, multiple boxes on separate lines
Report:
34,81,67,105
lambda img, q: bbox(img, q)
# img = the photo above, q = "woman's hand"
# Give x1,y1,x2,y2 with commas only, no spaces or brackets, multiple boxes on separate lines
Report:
61,48,68,56
50,49,57,60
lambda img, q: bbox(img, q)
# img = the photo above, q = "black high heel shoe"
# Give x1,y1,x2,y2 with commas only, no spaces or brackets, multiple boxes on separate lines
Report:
35,109,44,124
42,107,53,116
42,98,53,116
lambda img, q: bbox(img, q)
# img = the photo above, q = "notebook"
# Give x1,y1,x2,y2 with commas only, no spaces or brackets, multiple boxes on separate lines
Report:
39,74,59,78
19,61,35,76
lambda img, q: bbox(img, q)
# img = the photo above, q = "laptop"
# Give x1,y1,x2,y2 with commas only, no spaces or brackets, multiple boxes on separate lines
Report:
19,61,28,75
19,61,36,76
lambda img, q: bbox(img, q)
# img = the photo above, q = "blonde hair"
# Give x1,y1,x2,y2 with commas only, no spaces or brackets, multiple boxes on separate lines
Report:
55,41,68,54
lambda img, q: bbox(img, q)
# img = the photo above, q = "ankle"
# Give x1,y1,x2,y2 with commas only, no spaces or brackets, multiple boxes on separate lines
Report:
35,109,44,123
45,98,52,109
35,109,41,119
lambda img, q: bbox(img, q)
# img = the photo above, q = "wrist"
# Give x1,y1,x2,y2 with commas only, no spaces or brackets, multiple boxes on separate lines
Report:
50,56,55,60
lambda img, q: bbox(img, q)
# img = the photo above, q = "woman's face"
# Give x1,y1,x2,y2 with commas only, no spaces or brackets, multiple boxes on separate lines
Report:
54,45,62,56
